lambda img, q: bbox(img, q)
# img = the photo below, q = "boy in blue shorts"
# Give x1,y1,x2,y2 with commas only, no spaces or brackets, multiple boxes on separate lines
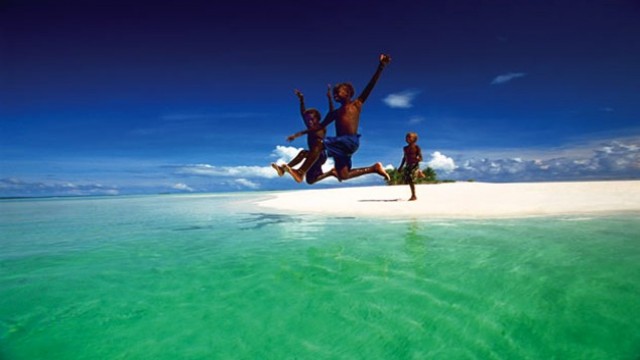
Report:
286,54,392,183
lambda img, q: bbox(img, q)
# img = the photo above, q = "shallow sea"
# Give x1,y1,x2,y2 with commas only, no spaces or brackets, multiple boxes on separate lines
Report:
1,193,639,359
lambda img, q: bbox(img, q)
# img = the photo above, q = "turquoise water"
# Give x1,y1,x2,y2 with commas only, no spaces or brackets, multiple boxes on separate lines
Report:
1,194,639,359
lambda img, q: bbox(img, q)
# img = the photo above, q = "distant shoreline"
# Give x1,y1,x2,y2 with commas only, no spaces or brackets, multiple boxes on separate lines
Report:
256,180,640,219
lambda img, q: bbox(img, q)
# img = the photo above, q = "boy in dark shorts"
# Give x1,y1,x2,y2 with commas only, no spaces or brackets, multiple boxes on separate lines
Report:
287,54,392,183
272,87,337,184
398,132,423,201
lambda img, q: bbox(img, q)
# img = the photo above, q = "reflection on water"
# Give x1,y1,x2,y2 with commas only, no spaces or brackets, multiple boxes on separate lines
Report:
239,213,301,230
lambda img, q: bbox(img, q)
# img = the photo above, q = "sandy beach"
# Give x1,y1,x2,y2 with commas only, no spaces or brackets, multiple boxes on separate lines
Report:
257,180,640,218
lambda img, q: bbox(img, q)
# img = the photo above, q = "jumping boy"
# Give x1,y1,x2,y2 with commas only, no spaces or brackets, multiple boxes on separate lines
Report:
286,54,392,183
398,132,423,201
272,87,337,184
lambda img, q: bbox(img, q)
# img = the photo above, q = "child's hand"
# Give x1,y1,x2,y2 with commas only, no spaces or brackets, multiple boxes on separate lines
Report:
379,54,391,66
294,89,304,99
287,134,297,142
326,84,332,97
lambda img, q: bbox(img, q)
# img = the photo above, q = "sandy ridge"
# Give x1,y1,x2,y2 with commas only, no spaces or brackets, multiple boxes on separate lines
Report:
256,181,640,219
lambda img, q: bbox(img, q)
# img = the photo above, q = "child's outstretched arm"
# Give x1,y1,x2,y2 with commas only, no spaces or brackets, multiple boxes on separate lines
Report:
317,110,336,131
294,89,306,120
287,130,307,142
287,110,335,142
358,54,391,104
327,84,335,112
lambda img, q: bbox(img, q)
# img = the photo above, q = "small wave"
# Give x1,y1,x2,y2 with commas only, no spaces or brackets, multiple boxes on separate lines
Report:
559,217,594,222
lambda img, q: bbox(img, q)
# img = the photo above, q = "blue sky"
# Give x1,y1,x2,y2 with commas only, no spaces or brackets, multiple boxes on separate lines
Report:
1,0,639,196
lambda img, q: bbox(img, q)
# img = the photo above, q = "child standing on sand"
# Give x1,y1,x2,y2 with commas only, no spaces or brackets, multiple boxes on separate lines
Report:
398,132,423,201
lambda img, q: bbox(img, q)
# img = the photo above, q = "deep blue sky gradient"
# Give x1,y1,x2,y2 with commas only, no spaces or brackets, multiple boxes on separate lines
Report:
1,0,639,196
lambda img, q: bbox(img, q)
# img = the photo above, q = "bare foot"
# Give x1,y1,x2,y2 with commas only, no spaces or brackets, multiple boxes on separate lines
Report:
375,162,391,182
283,164,303,183
271,163,284,177
409,196,417,201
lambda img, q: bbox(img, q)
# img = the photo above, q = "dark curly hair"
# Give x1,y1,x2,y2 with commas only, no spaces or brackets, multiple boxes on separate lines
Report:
303,108,321,122
333,83,355,98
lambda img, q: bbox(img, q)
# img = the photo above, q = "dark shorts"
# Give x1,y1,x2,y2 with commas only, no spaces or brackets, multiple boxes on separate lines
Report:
324,134,361,170
306,150,328,183
403,163,420,183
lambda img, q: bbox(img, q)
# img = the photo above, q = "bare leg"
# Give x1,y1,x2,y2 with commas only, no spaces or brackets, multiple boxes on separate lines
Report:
337,162,390,182
307,168,339,184
284,147,322,183
409,182,417,201
288,150,308,168
273,150,309,177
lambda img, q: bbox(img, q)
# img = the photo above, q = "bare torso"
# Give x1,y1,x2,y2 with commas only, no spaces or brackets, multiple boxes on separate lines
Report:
307,127,326,149
404,144,422,165
332,100,363,136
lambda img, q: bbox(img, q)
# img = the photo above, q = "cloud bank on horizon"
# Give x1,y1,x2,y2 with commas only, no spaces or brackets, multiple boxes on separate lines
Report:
2,137,639,197
449,139,640,182
0,178,120,197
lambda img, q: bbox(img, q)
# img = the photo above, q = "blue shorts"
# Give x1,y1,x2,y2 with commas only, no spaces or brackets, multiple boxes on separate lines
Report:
324,134,360,170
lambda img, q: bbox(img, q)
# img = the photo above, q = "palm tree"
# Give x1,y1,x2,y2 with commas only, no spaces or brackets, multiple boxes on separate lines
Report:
420,167,437,183
385,166,440,185
384,168,403,185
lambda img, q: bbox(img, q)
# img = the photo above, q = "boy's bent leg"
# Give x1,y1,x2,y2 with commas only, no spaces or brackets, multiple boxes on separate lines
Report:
275,150,308,178
283,164,304,183
333,155,352,181
342,162,390,182
307,168,338,184
375,162,391,182
288,150,308,168
285,147,322,183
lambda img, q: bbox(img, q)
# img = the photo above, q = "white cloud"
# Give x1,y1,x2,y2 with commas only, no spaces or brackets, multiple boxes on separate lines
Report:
273,145,336,176
172,183,194,192
426,151,457,173
176,164,279,178
448,138,640,181
383,90,420,109
322,157,336,173
271,145,303,164
175,146,331,180
234,178,260,189
491,72,526,85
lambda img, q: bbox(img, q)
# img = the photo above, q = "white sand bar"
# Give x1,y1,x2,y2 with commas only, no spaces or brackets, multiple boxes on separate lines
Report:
256,181,640,219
